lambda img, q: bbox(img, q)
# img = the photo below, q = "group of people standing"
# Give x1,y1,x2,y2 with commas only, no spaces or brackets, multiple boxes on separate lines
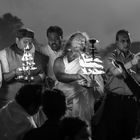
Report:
0,26,140,140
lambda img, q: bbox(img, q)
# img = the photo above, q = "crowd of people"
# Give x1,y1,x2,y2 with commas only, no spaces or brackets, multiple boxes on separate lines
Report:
0,26,140,140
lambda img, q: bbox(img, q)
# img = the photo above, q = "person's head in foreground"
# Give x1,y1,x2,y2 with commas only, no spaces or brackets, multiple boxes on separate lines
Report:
59,117,91,140
15,84,42,116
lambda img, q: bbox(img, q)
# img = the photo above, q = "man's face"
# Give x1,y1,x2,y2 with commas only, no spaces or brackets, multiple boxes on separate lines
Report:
16,37,33,50
47,32,62,52
116,34,131,53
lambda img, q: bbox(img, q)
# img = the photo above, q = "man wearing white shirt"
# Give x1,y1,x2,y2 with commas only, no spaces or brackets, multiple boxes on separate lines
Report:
35,26,64,88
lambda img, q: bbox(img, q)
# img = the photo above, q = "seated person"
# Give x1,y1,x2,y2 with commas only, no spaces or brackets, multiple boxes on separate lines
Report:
0,84,42,140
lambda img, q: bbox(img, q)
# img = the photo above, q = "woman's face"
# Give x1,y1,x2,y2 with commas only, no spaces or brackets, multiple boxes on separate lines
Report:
71,35,86,53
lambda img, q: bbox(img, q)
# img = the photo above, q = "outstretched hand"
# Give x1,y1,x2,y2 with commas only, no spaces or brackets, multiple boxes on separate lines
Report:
131,52,140,65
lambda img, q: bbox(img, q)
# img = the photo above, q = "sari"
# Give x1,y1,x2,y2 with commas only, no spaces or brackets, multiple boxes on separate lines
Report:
55,56,95,124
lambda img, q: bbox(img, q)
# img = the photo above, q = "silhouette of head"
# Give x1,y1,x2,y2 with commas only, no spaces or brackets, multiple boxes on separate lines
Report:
60,117,91,140
15,84,42,115
42,88,66,121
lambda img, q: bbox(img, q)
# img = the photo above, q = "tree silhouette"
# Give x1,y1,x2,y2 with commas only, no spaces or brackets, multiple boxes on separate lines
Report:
0,13,24,50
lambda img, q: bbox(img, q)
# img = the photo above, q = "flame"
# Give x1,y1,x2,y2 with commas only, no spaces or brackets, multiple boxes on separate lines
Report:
79,53,105,75
16,43,37,81
26,43,30,50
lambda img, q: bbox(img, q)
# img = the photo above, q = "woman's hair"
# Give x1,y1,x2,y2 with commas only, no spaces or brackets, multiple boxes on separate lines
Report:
62,31,89,57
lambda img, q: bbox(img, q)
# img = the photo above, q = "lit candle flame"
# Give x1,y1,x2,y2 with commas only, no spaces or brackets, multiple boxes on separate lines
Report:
16,43,37,81
79,53,105,75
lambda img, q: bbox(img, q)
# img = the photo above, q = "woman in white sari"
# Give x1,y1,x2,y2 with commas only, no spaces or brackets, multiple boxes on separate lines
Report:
54,32,96,125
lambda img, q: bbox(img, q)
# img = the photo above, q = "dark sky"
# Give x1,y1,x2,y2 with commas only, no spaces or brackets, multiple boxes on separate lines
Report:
1,0,140,49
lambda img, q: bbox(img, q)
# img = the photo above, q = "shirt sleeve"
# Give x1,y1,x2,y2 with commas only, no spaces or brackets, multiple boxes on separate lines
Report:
103,52,117,72
0,49,9,73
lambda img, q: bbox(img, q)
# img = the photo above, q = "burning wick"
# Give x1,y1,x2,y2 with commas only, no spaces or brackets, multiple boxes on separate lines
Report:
79,53,105,75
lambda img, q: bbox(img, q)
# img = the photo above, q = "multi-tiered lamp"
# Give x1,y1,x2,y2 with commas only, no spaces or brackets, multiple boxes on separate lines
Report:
16,43,37,82
79,38,105,94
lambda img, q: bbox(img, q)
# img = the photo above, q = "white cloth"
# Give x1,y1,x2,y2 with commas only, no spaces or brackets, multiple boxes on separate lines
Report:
0,101,37,140
37,45,62,81
56,57,82,98
55,57,95,124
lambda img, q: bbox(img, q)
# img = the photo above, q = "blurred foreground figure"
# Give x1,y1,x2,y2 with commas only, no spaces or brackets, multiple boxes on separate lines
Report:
23,88,66,140
59,117,91,140
0,84,42,140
